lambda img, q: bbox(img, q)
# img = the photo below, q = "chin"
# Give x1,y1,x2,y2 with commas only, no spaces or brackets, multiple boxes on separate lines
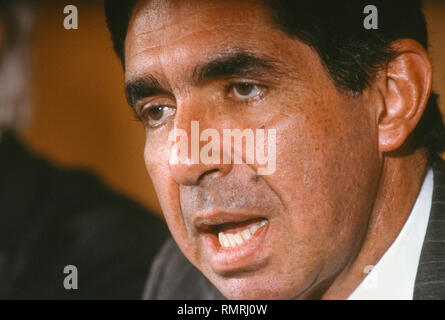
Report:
212,275,304,300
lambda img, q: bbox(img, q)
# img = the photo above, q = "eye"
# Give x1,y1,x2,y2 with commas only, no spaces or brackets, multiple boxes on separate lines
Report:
142,105,176,128
230,83,263,100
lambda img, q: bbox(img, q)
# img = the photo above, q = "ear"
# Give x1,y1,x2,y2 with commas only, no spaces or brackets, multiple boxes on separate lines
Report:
377,39,432,152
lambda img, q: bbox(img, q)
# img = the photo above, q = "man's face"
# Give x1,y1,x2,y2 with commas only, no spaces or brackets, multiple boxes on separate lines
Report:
125,0,382,299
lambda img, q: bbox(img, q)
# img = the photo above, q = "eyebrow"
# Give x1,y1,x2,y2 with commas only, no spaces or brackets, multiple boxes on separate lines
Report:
125,75,168,110
192,49,281,84
125,49,281,110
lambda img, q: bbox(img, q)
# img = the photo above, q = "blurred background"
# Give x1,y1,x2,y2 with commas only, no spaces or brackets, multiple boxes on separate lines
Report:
21,0,162,214
18,0,445,216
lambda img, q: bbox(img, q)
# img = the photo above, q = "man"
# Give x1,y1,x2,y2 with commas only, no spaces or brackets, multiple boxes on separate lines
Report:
0,0,167,299
105,0,445,299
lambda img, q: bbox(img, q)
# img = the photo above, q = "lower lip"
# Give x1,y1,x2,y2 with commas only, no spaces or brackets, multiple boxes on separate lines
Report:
202,221,270,275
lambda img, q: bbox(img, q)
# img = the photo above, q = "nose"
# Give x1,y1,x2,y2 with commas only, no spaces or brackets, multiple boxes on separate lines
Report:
168,115,233,186
168,129,233,185
169,156,233,186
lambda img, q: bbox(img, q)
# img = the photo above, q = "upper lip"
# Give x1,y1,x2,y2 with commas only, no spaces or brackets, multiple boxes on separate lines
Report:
193,210,267,233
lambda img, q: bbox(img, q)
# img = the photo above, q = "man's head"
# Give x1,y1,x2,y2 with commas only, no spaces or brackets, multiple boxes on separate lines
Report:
105,0,444,299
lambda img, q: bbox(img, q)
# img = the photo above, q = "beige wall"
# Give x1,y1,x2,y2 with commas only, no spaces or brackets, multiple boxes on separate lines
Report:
22,0,162,214
425,0,445,115
20,0,445,215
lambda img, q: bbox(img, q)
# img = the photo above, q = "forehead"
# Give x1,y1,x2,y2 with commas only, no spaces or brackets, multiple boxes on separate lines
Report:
124,0,284,78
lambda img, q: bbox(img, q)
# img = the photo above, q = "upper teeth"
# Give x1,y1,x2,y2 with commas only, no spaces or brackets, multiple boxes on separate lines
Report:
218,220,268,248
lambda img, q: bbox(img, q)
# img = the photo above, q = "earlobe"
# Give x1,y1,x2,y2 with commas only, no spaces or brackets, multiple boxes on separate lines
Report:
377,39,432,153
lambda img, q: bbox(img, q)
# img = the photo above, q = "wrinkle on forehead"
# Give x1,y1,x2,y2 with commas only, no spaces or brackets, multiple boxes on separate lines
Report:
126,25,247,62
126,0,273,60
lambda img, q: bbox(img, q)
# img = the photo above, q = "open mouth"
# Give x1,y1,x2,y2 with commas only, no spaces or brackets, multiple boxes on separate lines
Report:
197,216,271,274
216,219,268,248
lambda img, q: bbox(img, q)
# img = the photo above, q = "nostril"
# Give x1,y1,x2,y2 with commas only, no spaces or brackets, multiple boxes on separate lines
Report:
197,168,219,184
169,159,233,186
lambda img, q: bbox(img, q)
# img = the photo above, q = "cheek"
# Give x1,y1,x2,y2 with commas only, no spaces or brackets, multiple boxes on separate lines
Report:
143,134,201,263
270,96,380,265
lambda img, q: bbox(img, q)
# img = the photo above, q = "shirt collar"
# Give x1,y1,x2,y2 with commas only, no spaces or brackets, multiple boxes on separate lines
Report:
348,167,434,300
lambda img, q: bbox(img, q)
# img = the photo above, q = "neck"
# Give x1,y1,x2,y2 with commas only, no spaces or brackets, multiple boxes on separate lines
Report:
322,147,429,299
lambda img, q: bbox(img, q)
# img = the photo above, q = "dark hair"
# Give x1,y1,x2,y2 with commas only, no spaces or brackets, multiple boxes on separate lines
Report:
104,0,445,154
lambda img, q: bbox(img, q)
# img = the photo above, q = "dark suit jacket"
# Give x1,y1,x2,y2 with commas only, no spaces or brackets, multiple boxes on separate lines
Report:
144,155,445,300
0,132,168,299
